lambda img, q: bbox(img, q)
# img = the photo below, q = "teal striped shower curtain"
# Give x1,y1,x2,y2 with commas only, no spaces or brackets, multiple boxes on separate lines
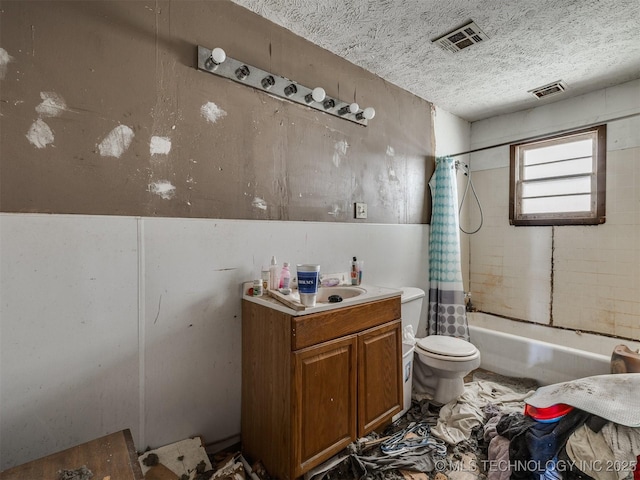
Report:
427,156,469,340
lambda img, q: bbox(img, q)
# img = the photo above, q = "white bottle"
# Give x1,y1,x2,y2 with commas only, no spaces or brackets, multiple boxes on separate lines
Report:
269,256,279,291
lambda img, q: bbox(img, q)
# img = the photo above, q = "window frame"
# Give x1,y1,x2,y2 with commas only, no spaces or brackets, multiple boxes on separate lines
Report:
509,124,606,226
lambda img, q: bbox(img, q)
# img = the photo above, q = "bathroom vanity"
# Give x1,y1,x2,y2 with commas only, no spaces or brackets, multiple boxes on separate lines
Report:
241,286,403,480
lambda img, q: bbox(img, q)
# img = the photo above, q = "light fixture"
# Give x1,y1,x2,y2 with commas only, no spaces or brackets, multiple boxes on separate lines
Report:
205,47,226,70
196,45,375,126
356,107,376,120
305,87,325,104
338,102,359,116
261,75,275,90
235,65,250,80
284,84,297,97
323,98,335,110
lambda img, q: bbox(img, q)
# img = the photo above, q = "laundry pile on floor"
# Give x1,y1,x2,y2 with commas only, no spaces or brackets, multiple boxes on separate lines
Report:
501,373,640,480
306,373,640,480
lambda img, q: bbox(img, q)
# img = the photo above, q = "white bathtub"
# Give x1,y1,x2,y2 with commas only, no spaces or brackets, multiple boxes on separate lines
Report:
467,312,640,385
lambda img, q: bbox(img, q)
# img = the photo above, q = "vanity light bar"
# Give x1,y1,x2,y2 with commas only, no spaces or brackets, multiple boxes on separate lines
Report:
196,46,374,126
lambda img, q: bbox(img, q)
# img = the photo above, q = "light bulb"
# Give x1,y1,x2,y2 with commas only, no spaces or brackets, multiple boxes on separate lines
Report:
338,102,360,116
363,107,375,120
305,87,326,103
211,47,226,65
312,87,326,103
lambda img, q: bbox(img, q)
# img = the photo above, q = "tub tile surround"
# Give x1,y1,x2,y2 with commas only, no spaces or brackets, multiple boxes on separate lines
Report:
468,168,553,325
467,93,640,340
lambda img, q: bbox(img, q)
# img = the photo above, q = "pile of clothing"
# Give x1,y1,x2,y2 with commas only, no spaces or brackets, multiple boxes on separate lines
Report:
482,374,640,480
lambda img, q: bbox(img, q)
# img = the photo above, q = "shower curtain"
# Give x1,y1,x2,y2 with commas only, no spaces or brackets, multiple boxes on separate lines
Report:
427,156,469,341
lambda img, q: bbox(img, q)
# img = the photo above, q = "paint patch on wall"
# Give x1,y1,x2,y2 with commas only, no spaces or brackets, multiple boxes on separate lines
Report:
35,92,67,118
150,136,172,155
0,48,14,80
327,204,342,217
252,197,267,210
149,181,176,200
386,146,395,156
26,119,54,148
333,140,349,168
98,125,135,158
201,102,227,124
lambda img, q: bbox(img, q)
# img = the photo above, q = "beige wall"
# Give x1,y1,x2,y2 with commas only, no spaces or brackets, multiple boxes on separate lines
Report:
0,0,433,223
0,0,438,468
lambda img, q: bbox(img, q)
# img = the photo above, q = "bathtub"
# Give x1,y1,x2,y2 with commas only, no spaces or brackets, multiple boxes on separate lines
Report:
467,312,640,385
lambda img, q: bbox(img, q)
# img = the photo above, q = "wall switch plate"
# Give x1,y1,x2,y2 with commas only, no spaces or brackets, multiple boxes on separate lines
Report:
355,202,367,219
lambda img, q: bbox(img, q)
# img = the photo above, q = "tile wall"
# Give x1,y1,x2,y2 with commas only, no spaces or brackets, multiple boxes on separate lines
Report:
469,113,639,340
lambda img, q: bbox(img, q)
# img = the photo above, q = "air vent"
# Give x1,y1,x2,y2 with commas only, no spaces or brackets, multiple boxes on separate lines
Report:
528,81,568,99
432,21,489,53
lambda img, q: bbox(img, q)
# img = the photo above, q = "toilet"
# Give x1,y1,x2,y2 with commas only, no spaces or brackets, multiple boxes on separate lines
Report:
400,287,481,405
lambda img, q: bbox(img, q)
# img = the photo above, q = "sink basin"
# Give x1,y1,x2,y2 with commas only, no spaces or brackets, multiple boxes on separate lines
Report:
316,286,367,303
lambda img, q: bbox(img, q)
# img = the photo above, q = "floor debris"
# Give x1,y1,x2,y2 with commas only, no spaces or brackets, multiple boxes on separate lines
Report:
146,371,640,480
139,437,213,480
57,466,94,480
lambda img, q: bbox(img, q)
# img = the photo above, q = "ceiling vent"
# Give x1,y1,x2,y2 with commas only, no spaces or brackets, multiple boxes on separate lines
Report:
432,21,489,53
528,80,568,99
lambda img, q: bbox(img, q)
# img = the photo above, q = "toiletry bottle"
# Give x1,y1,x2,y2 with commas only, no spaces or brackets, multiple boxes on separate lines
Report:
269,256,279,291
351,256,359,285
261,267,270,291
253,279,263,297
279,262,291,289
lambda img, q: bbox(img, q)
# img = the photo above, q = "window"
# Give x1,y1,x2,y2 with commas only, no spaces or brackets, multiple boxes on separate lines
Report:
509,124,606,226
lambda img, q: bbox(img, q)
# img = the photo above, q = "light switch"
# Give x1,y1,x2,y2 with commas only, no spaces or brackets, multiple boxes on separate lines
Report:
355,202,367,219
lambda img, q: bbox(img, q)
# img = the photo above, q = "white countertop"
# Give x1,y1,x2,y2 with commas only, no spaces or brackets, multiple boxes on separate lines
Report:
242,284,402,316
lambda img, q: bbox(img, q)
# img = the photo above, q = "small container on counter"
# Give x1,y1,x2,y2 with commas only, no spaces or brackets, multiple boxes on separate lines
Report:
261,267,270,291
351,257,360,285
253,279,263,297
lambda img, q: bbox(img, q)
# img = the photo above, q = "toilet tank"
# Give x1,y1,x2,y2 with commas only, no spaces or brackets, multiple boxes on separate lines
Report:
400,287,425,333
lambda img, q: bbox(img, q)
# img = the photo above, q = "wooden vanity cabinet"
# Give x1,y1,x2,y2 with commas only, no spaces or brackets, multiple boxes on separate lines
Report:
241,296,402,480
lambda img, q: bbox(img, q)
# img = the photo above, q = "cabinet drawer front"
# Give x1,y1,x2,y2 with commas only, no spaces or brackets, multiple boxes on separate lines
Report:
292,335,357,478
292,297,400,350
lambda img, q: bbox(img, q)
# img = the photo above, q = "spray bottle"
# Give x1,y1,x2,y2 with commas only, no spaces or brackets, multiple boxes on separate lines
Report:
269,256,279,291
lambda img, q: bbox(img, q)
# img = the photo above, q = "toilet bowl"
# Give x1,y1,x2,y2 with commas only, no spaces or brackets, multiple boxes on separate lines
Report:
399,287,480,406
414,335,480,404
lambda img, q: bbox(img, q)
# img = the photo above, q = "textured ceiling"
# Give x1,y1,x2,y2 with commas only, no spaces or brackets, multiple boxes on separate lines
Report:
230,0,640,122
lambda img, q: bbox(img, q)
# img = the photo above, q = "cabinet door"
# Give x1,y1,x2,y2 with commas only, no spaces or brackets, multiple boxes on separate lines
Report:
292,335,357,479
357,320,402,436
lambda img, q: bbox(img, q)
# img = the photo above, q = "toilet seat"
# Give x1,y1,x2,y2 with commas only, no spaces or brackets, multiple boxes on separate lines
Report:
416,335,479,362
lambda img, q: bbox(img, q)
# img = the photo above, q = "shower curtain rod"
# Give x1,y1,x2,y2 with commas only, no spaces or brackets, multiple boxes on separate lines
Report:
447,111,640,159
